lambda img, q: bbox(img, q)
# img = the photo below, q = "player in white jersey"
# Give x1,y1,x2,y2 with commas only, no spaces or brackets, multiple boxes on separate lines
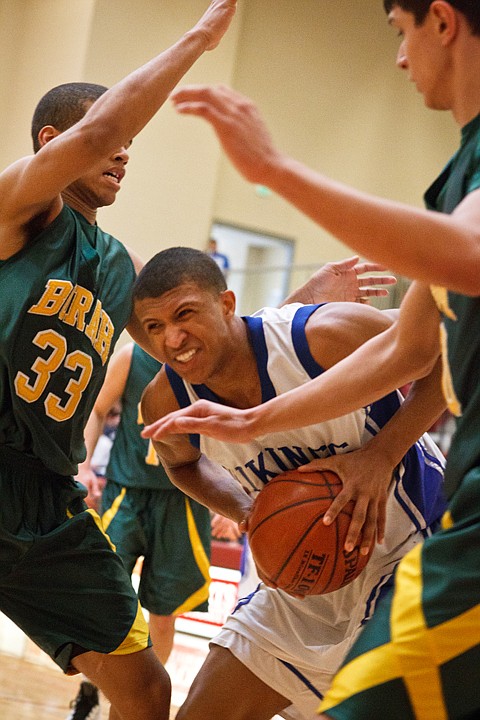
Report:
134,247,446,720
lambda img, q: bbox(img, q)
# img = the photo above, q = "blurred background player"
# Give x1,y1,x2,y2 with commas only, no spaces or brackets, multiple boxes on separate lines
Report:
206,237,230,281
67,342,212,719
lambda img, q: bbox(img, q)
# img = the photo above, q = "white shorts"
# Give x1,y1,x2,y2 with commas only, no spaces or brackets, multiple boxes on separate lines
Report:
211,526,425,720
212,630,320,720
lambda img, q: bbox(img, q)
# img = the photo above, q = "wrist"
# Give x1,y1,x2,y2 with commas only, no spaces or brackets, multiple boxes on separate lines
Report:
362,437,399,475
183,27,211,54
244,404,268,439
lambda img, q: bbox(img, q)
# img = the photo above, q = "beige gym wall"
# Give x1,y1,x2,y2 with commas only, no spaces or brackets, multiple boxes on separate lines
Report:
0,0,458,276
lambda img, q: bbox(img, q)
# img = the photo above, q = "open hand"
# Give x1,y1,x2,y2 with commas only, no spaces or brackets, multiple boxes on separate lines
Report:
172,84,281,185
142,399,254,443
288,256,397,305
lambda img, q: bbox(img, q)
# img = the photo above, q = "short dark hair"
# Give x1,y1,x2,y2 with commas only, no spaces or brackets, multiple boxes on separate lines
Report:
31,82,108,153
134,247,228,302
383,1,480,35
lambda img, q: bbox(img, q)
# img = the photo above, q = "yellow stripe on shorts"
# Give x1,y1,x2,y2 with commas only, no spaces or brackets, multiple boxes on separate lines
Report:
172,497,211,615
112,600,150,656
101,486,127,533
319,543,480,718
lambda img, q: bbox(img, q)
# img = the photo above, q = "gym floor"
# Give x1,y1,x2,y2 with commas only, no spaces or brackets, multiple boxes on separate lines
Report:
0,631,209,719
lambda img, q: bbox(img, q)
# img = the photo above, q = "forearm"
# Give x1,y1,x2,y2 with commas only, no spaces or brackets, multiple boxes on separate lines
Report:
81,33,209,156
265,156,480,295
79,410,106,470
166,455,253,523
247,324,430,437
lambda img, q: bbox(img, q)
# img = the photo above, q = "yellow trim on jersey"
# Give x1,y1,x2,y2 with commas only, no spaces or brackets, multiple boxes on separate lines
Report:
101,486,127,533
429,285,462,417
441,510,454,530
439,323,462,417
172,498,211,615
112,600,150,655
319,544,480,718
430,285,457,321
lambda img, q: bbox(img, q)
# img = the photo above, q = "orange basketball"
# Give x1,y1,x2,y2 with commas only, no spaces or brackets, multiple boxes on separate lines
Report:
248,468,373,596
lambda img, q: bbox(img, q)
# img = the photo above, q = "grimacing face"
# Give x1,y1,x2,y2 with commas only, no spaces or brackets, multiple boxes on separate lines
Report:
134,282,236,386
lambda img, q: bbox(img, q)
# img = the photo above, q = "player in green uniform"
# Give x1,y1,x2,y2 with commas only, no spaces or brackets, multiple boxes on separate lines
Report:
141,2,480,718
99,342,211,658
67,342,212,717
0,4,238,719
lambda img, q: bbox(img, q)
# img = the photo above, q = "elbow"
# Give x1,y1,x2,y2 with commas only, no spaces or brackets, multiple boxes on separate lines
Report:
73,117,122,161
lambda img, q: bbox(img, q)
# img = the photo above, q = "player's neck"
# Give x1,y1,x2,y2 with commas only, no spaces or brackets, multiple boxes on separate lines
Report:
207,319,262,409
62,190,98,225
449,36,480,127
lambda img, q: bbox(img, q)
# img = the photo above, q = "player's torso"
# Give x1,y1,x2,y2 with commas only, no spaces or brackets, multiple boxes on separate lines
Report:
107,344,173,489
167,304,445,534
425,112,480,498
0,205,135,475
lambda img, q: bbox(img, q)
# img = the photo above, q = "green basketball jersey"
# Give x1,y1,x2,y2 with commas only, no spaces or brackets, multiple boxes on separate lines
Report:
0,205,136,476
107,344,173,489
424,113,480,499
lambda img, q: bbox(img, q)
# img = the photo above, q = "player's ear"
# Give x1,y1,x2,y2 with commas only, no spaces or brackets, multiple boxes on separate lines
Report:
37,125,62,148
430,0,458,45
220,289,236,318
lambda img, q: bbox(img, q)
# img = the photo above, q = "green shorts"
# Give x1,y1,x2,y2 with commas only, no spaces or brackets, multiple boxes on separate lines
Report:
319,469,480,720
0,447,150,673
101,480,211,616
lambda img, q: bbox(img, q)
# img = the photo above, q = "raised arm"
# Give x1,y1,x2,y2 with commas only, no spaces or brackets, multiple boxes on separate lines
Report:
0,2,237,256
171,84,480,295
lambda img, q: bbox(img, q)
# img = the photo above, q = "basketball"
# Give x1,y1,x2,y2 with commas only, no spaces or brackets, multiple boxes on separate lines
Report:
248,468,374,596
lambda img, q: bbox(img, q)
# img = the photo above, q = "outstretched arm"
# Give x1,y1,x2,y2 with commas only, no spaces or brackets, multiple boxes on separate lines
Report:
171,84,480,295
142,282,440,442
0,2,237,256
300,355,445,554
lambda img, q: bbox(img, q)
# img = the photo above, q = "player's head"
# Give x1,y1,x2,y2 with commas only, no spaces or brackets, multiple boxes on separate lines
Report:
384,0,480,111
383,1,480,34
133,247,235,384
31,82,107,152
135,246,228,300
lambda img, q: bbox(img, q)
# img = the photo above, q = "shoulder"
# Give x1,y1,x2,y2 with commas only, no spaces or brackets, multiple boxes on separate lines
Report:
305,302,394,370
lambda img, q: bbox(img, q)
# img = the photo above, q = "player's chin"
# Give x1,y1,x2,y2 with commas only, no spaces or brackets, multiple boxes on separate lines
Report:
101,193,120,207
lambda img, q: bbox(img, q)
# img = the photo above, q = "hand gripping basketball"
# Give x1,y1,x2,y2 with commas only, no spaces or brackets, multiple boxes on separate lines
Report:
248,468,374,596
